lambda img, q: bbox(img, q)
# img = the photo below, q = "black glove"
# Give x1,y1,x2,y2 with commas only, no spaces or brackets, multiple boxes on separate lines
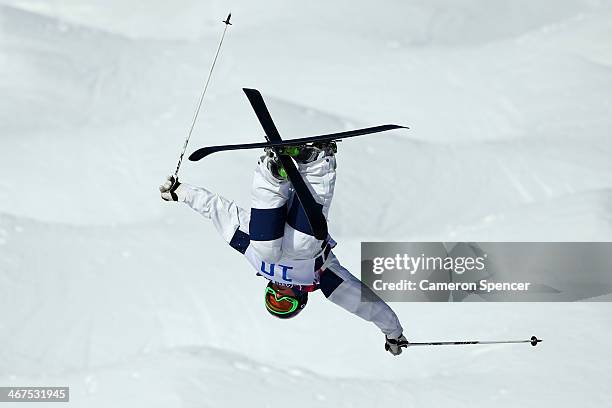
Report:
385,334,409,356
159,175,181,201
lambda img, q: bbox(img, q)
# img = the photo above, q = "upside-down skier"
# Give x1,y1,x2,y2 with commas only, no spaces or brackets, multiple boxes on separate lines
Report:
160,141,408,355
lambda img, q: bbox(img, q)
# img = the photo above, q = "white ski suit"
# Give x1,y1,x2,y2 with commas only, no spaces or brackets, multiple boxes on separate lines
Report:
174,154,403,338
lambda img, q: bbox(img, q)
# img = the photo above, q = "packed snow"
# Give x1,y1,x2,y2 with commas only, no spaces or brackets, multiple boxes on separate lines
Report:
1,1,611,407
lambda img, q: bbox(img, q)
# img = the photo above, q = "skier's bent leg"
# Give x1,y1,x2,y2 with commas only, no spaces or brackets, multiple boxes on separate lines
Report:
281,156,337,258
249,156,290,263
296,155,337,220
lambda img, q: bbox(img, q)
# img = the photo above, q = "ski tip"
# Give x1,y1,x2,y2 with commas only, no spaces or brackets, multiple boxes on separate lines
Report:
188,149,206,161
386,124,410,131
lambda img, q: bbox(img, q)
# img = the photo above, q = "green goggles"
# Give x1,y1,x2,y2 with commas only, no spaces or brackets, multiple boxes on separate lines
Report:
264,286,299,315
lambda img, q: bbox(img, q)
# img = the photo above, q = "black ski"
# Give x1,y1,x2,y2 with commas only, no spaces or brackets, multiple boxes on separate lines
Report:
241,88,329,241
188,124,407,161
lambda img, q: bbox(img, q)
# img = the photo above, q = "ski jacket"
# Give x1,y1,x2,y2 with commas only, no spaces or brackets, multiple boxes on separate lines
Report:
174,182,404,338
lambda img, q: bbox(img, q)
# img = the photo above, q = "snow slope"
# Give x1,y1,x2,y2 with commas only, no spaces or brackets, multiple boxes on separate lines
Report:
1,1,612,407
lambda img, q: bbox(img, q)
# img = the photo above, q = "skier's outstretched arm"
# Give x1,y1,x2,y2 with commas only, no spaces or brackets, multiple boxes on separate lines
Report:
160,175,249,244
320,254,408,355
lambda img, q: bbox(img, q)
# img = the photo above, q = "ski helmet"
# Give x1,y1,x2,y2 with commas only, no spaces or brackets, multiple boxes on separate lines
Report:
264,281,308,319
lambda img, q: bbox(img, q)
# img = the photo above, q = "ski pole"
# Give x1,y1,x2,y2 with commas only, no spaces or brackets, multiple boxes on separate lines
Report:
403,335,542,348
173,12,233,178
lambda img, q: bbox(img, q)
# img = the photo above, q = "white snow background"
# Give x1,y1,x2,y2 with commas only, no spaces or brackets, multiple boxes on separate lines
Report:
1,1,612,407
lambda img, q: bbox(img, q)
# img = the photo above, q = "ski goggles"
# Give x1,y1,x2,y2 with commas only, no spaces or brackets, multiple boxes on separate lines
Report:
264,286,299,315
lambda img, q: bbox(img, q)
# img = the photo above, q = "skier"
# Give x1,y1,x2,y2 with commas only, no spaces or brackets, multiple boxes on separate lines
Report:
160,143,408,355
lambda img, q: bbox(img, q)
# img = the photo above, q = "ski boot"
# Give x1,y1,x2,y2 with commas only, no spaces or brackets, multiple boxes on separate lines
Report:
263,141,337,181
278,141,337,163
263,148,288,181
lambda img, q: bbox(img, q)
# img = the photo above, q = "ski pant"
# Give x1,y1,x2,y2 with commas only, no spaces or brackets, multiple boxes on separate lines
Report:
249,154,337,263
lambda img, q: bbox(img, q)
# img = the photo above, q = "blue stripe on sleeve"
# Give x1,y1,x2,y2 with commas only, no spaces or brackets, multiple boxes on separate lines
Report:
229,229,250,254
249,204,287,241
320,269,344,298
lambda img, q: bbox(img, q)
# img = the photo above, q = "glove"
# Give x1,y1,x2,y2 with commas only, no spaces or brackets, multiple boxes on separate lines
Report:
385,334,409,356
159,175,181,201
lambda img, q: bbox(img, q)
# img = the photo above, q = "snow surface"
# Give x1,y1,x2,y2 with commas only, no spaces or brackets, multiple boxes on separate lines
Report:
1,1,612,406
